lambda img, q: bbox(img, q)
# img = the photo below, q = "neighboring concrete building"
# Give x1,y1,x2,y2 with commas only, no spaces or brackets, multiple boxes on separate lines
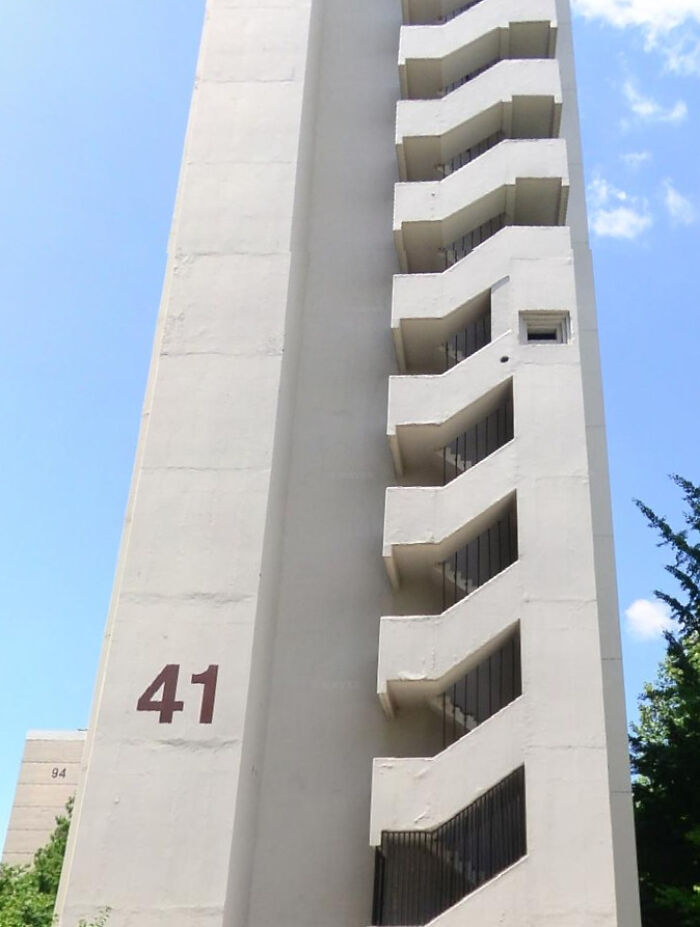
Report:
2,731,85,867
56,1,641,926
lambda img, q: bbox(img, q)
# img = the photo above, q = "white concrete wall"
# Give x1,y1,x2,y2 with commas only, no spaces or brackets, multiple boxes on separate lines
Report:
371,0,642,924
55,1,442,926
55,1,335,924
399,0,558,64
53,0,640,925
554,1,642,923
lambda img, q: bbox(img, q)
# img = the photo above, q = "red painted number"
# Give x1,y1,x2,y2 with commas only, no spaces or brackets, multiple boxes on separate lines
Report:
191,665,219,724
136,664,219,725
136,664,184,724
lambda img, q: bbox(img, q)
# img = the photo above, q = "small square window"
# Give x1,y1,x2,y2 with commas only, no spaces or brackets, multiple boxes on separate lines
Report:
520,311,570,345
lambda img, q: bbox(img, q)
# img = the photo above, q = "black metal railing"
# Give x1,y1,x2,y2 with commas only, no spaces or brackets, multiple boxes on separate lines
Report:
436,131,505,178
441,213,507,269
441,390,513,482
441,505,517,608
442,309,491,370
437,0,485,22
440,631,521,748
442,57,499,96
372,767,526,925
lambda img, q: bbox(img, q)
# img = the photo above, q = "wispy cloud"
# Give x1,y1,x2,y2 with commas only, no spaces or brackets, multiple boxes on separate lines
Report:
625,598,677,640
588,175,653,239
621,150,652,168
622,81,687,124
663,179,697,224
572,0,700,72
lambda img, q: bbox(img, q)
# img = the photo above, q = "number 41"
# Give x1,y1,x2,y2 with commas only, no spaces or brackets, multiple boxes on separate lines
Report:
136,664,218,724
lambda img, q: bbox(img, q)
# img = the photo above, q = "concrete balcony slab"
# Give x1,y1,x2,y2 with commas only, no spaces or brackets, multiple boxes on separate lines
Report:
393,139,569,272
399,0,557,98
370,696,525,842
383,442,517,587
396,59,562,181
391,227,573,371
377,560,522,714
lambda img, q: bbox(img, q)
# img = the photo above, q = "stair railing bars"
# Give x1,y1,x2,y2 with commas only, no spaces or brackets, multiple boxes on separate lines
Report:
372,767,526,926
437,0,486,22
441,391,513,482
435,130,506,178
441,57,499,96
440,631,521,748
442,309,491,371
440,213,507,269
441,505,517,608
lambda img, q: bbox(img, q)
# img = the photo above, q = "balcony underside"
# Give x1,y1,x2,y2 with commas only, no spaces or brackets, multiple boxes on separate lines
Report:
383,452,516,589
391,228,573,373
393,139,569,273
377,561,521,714
402,0,486,27
399,0,557,98
397,58,562,181
388,335,514,470
371,700,525,842
391,378,513,482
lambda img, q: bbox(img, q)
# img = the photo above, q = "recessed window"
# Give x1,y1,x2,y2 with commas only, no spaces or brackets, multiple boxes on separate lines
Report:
528,328,559,342
520,311,570,345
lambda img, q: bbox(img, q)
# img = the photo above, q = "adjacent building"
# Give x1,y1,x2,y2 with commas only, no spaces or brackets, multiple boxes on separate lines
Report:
55,1,641,925
2,731,85,867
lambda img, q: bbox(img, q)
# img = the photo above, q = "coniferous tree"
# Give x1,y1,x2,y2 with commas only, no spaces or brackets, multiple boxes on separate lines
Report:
631,475,700,926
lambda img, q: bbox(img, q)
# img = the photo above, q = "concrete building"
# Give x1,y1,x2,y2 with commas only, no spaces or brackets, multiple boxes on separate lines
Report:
2,731,85,867
55,1,641,925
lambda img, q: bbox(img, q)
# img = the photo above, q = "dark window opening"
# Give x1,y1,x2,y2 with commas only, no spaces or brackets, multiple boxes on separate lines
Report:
372,767,527,925
437,629,522,749
527,328,558,342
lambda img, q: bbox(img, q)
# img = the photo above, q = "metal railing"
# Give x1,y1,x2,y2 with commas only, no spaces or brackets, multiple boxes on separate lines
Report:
441,390,513,481
436,130,505,178
440,213,507,269
442,57,499,96
439,631,521,748
437,0,486,22
372,767,526,925
442,309,491,370
441,505,517,608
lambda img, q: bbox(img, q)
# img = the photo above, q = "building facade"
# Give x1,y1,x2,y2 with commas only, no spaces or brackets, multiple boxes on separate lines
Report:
2,731,85,867
56,1,641,925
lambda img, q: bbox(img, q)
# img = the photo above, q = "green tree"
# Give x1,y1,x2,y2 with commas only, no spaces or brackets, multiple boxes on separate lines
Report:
0,799,72,927
0,799,107,927
631,475,700,926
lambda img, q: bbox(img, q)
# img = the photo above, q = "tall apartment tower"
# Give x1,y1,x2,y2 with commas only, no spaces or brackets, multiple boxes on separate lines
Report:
55,1,641,925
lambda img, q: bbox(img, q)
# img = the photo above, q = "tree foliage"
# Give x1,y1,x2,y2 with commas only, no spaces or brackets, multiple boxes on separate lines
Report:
0,799,71,927
631,475,700,926
0,798,107,927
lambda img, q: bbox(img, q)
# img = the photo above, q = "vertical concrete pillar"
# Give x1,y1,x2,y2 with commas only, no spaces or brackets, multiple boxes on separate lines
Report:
56,2,323,924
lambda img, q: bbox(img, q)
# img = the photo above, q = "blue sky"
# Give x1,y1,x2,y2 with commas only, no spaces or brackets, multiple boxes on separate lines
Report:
0,0,698,848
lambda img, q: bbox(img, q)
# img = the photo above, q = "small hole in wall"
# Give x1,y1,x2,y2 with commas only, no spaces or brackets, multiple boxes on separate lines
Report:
500,356,509,363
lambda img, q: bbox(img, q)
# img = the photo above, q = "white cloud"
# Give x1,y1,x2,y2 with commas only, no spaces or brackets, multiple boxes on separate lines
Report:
588,174,653,239
592,206,653,238
663,179,697,224
572,0,700,72
625,598,678,640
622,81,687,124
621,150,652,167
573,0,700,33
